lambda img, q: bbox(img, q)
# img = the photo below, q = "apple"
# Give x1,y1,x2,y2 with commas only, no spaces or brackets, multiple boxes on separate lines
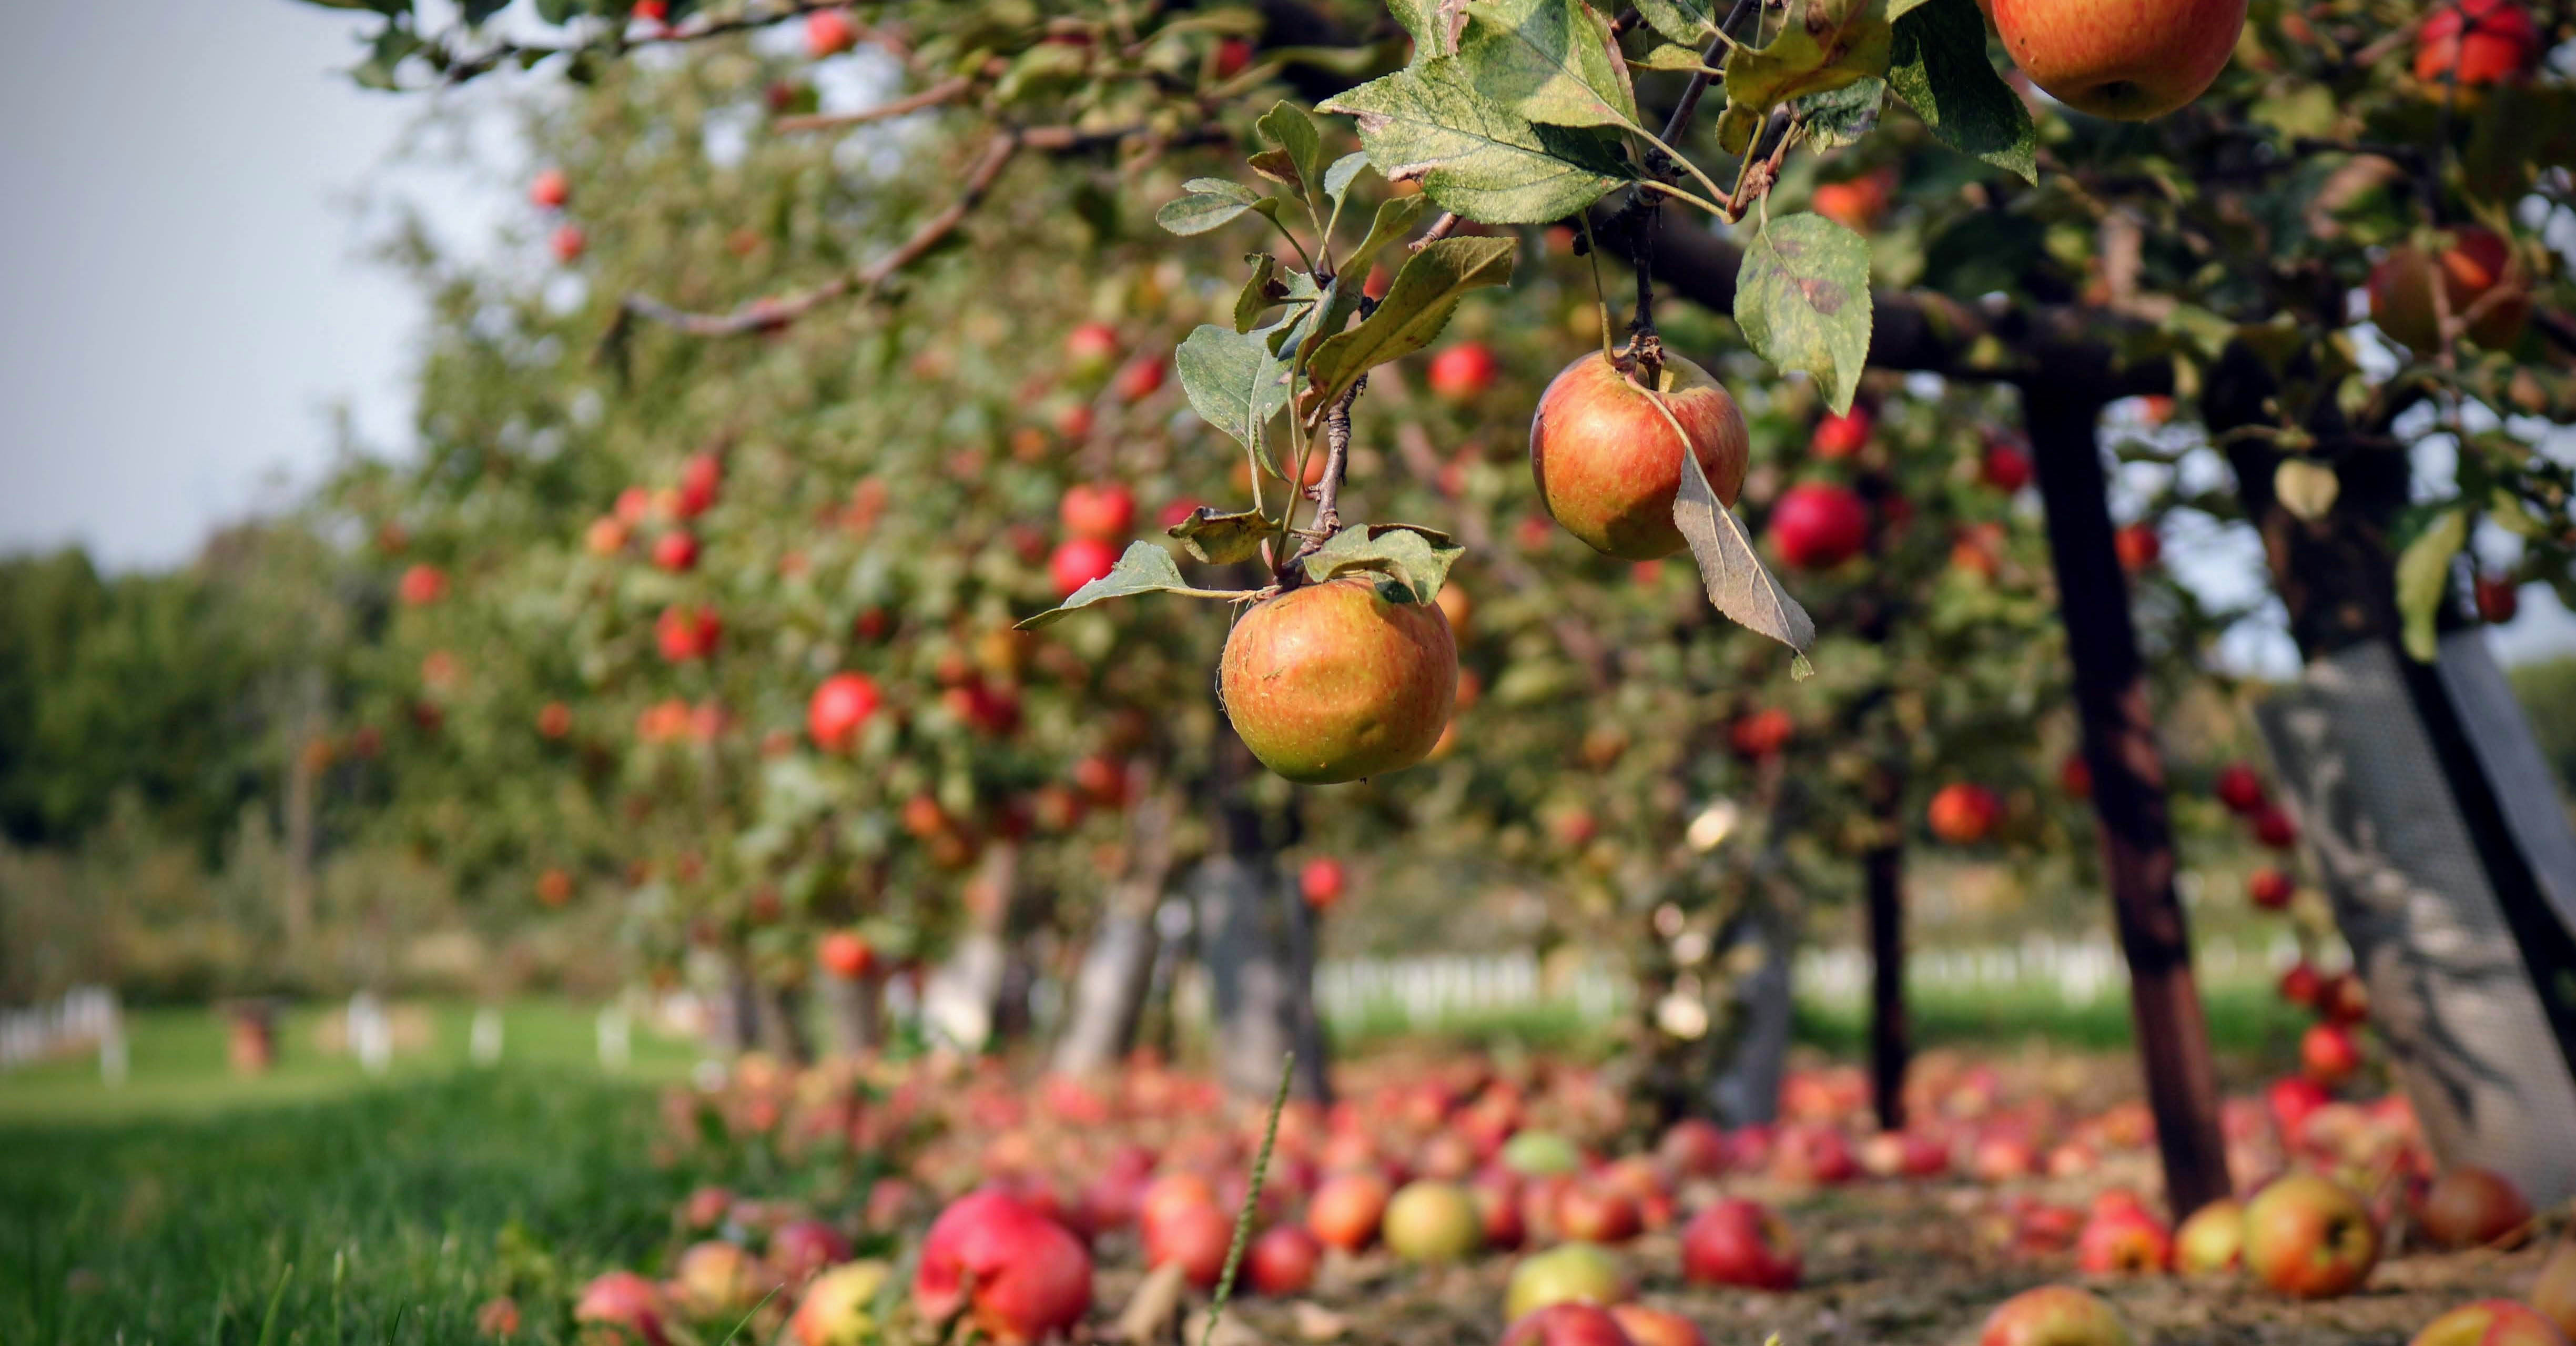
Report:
2320,973,2370,1025
1214,36,1254,78
1506,1243,1629,1320
2174,1199,2245,1274
1384,1180,1484,1262
1982,442,2034,493
2417,1167,2532,1249
535,868,574,906
1142,1197,1234,1288
1556,1183,1642,1245
805,7,858,57
1929,783,2003,844
1657,1119,1729,1177
1059,483,1134,541
2244,1174,2379,1298
1503,1130,1583,1178
1474,1172,1530,1250
2113,522,2161,572
2216,762,2266,813
2534,1238,2576,1340
586,516,629,556
2248,866,2295,910
2414,0,2543,89
1990,0,2244,120
1811,406,1872,459
1238,1224,1317,1297
1301,857,1348,910
2267,1076,2330,1142
1976,1286,2131,1346
807,674,881,751
537,701,574,740
671,1240,773,1316
2278,962,2325,1008
1810,173,1891,232
651,530,698,572
575,1270,670,1344
1049,537,1120,598
550,224,586,264
2252,804,2298,849
1730,709,1794,759
768,1220,851,1284
787,1261,891,1346
2075,1207,2172,1274
1528,350,1750,560
2060,754,2093,798
1219,576,1456,784
1607,1305,1702,1346
1768,482,1871,570
2477,575,2521,624
398,564,448,606
2410,1300,2571,1346
1307,1169,1392,1251
2301,1023,2363,1087
1501,1304,1638,1346
1680,1199,1800,1291
2370,226,2529,355
818,932,875,980
1064,321,1120,371
530,168,570,210
656,604,722,663
1428,342,1500,401
912,1191,1092,1344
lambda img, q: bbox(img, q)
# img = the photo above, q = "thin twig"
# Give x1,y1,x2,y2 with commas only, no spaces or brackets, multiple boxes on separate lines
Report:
772,77,971,133
438,0,904,86
1410,210,1463,251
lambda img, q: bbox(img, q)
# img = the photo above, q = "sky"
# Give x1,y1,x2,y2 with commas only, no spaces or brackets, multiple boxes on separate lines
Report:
0,1,2566,671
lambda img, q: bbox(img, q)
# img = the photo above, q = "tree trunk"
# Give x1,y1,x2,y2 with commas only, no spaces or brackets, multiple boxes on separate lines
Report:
753,980,812,1066
1054,792,1183,1075
710,959,758,1057
924,842,1024,1051
2025,387,2233,1217
281,668,324,953
1865,836,1908,1133
1707,897,1794,1127
818,970,883,1058
1198,734,1330,1103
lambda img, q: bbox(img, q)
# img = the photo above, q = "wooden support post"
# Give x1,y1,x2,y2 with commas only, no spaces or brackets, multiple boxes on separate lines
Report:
2025,388,2232,1217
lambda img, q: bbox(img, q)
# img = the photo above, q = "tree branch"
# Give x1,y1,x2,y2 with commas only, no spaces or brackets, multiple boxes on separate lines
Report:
773,76,972,134
434,0,906,86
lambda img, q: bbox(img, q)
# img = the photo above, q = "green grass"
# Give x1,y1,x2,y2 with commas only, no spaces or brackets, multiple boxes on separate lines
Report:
1794,979,2310,1065
0,999,698,1126
0,1070,696,1344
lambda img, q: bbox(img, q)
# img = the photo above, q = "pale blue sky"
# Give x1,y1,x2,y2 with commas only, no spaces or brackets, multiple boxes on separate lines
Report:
0,1,2563,670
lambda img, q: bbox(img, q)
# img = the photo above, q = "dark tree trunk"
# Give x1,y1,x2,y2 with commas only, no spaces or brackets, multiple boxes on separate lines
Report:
818,970,883,1058
1198,732,1331,1104
753,981,812,1066
1865,836,1908,1134
1053,793,1181,1076
2025,387,2233,1218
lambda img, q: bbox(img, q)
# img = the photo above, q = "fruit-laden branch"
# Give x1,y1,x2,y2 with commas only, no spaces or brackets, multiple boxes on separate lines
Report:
772,76,972,134
433,0,905,86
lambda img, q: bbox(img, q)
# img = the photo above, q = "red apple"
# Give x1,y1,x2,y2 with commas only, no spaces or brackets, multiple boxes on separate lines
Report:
1141,1197,1233,1288
2113,522,2161,572
1307,1169,1392,1251
2417,1167,2533,1250
2267,1076,2330,1143
2075,1207,2172,1274
1679,1199,1800,1292
1982,442,2034,493
1928,783,2003,845
1213,36,1253,78
2243,1174,2379,1299
550,225,586,264
1500,1304,1639,1346
805,7,858,57
1300,857,1348,910
2252,804,2298,849
1220,576,1456,784
1049,537,1120,598
398,563,448,606
911,1191,1092,1344
656,604,722,663
1112,357,1166,403
1064,321,1120,372
1809,173,1891,232
2301,1023,2363,1087
2415,0,2544,89
574,1270,670,1344
1768,482,1871,570
2278,962,2325,1008
2321,972,2370,1025
671,1240,774,1315
2409,1299,2571,1346
1609,1305,1703,1346
1810,406,1872,459
2248,866,2295,910
1059,483,1134,541
1990,0,2244,120
1428,342,1499,401
2370,225,2529,355
1246,1224,1321,1296
651,530,698,572
807,674,881,751
2060,754,2093,798
1656,1119,1729,1177
2216,762,2267,813
530,168,570,210
818,932,875,980
2174,1199,2245,1275
1556,1183,1642,1246
2477,575,2521,624
1529,350,1750,560
1730,709,1794,759
1976,1286,2131,1346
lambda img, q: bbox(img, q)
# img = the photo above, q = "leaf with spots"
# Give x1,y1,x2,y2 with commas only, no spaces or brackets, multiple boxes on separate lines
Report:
1734,212,1874,416
1305,236,1518,412
1712,0,1894,153
1461,0,1641,129
1673,433,1817,675
1633,0,1719,45
1322,56,1636,224
1299,525,1464,604
1167,507,1278,565
1883,0,2036,183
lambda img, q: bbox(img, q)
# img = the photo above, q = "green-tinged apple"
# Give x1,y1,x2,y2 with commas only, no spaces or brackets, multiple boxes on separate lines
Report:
788,1262,891,1346
1506,1243,1629,1321
2534,1238,2576,1339
1990,0,2245,120
1528,350,1749,560
1219,576,1456,784
2173,1199,2245,1274
2244,1175,2379,1299
1977,1286,2132,1346
2409,1299,2571,1346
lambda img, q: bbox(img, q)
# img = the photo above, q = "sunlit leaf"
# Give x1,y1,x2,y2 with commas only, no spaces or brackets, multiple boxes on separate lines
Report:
1306,236,1517,409
1323,56,1637,224
1883,0,2035,182
1168,507,1278,564
1461,0,1641,130
1177,324,1292,477
1674,442,1817,673
1734,213,1874,416
1299,524,1464,602
2395,509,2467,662
1713,0,1893,153
2273,459,2340,522
1018,544,1223,629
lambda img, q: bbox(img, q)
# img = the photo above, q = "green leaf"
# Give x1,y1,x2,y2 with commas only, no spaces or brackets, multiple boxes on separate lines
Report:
1157,187,1267,236
1460,0,1641,130
1883,0,2036,183
1794,78,1887,149
1256,102,1328,212
1674,440,1817,673
1386,0,1458,56
1713,0,1893,153
1184,177,1262,205
1177,324,1293,477
1233,255,1282,334
2395,509,2468,662
1342,195,1429,277
2488,489,2550,539
1323,153,1371,212
1322,57,1637,224
1168,507,1278,564
1633,0,1718,45
1018,544,1223,630
2273,459,2339,522
1734,214,1874,416
1632,41,1718,72
1286,277,1365,373
1299,525,1465,602
1307,236,1518,409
